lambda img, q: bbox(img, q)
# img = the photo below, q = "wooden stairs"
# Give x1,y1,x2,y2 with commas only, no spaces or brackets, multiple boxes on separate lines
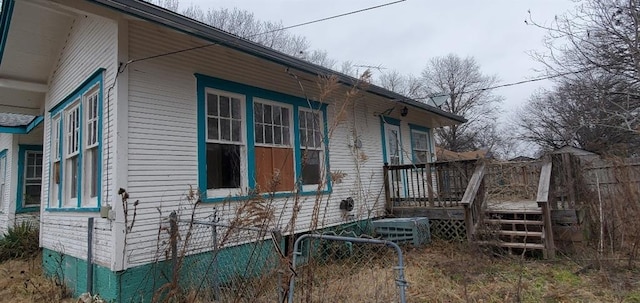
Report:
476,207,549,256
462,159,556,258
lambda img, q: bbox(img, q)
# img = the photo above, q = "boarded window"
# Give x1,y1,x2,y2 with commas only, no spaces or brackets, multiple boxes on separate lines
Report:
255,146,294,192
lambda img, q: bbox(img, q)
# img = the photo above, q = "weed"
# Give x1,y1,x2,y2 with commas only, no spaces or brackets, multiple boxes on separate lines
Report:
0,221,40,262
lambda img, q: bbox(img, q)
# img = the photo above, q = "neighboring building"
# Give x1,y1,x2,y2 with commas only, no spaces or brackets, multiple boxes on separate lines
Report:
0,114,43,235
0,0,465,300
435,146,489,161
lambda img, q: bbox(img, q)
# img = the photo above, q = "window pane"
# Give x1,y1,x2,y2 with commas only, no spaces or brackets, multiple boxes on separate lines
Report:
220,119,231,141
264,126,273,144
274,126,282,145
255,124,264,143
300,129,307,146
207,118,219,140
264,105,272,124
232,120,241,142
254,103,263,123
283,127,290,145
206,143,241,189
302,149,321,185
282,108,290,126
273,107,281,125
314,131,322,148
299,112,306,128
220,96,230,117
207,94,219,116
231,98,241,119
25,185,41,206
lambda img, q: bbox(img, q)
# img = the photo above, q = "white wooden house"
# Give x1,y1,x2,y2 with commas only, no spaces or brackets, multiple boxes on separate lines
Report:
0,114,44,235
0,0,465,300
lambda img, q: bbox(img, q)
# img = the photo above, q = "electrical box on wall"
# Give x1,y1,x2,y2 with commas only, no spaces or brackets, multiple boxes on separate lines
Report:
340,197,354,211
100,205,112,219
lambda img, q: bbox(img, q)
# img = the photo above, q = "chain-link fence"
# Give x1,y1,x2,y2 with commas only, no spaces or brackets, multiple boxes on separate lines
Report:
288,234,407,303
167,212,408,303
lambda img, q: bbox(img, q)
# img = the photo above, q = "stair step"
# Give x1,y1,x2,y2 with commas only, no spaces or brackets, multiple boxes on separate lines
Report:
485,208,542,215
494,230,543,237
477,241,546,250
484,219,544,225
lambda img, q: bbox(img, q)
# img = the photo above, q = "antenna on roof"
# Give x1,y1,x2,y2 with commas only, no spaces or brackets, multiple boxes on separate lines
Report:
428,95,448,108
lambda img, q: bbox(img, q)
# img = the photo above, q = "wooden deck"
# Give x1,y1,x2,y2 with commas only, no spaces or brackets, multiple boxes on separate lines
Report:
389,205,465,220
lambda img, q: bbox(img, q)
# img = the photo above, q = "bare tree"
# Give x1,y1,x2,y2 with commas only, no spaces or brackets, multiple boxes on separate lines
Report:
378,70,424,99
519,0,640,155
421,54,503,152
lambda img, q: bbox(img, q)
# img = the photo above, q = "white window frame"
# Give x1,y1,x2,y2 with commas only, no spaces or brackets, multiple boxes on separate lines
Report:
83,88,100,206
253,98,293,148
205,88,247,197
50,116,61,208
23,150,43,207
299,108,326,191
411,129,432,163
64,102,81,207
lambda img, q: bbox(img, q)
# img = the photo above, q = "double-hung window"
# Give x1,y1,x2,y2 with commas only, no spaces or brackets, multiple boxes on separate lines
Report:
197,74,331,201
16,145,44,213
254,100,294,192
48,69,103,210
410,126,432,163
299,109,324,189
205,90,246,195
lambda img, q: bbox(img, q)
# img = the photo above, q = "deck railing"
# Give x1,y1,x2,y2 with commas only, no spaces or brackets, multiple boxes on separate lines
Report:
460,162,487,242
383,160,477,210
536,158,556,258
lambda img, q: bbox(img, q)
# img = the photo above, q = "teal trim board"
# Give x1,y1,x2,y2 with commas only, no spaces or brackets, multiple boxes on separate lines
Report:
195,74,331,202
0,0,15,67
16,145,43,213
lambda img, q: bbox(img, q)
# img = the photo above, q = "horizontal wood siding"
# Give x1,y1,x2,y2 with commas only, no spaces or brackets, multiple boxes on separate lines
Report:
40,14,117,268
0,133,13,235
124,20,444,266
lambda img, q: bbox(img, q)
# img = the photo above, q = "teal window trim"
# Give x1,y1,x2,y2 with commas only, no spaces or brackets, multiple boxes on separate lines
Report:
195,74,331,203
16,145,43,214
0,116,44,134
379,115,402,165
0,0,15,67
409,123,433,163
46,69,104,212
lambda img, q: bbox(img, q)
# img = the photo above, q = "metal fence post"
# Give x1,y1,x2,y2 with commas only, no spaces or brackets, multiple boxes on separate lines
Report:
211,217,220,300
287,234,408,303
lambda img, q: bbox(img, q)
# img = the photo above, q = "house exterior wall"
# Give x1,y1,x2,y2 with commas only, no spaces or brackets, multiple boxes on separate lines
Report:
39,13,118,269
0,128,43,235
122,19,440,267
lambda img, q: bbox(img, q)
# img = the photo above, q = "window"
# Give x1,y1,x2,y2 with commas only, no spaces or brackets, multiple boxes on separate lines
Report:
0,149,6,209
254,100,294,192
410,125,432,163
196,74,331,202
299,109,324,187
50,116,61,208
205,91,245,193
16,145,43,213
48,69,103,210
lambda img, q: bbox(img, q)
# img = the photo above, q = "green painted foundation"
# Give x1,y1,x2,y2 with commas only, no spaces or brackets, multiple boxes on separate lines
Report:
41,219,374,302
42,238,283,303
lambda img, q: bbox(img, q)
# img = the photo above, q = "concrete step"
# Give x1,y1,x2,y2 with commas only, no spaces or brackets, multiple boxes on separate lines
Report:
476,241,545,250
484,219,544,225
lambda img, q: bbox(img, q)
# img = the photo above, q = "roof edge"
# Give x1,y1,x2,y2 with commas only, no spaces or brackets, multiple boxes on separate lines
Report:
0,0,16,68
87,0,466,124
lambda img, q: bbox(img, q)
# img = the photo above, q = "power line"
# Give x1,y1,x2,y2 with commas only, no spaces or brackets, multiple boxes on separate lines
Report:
125,0,406,66
411,67,598,101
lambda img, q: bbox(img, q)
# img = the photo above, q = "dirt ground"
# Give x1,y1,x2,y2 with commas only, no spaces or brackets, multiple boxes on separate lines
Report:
1,241,639,302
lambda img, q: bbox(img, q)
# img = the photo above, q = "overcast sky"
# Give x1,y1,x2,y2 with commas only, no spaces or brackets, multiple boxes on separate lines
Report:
185,0,577,122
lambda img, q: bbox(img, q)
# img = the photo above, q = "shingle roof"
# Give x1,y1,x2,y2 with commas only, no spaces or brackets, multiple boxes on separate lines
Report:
0,113,36,127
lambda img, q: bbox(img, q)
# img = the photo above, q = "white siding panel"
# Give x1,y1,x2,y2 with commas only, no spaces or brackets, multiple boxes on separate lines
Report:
0,133,13,235
40,14,118,267
124,20,442,266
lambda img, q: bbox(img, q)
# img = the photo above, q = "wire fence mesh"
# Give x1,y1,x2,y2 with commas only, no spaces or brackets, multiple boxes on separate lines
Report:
165,212,408,303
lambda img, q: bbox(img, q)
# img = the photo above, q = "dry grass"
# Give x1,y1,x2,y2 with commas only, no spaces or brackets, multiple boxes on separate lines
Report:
2,241,640,302
0,253,72,303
